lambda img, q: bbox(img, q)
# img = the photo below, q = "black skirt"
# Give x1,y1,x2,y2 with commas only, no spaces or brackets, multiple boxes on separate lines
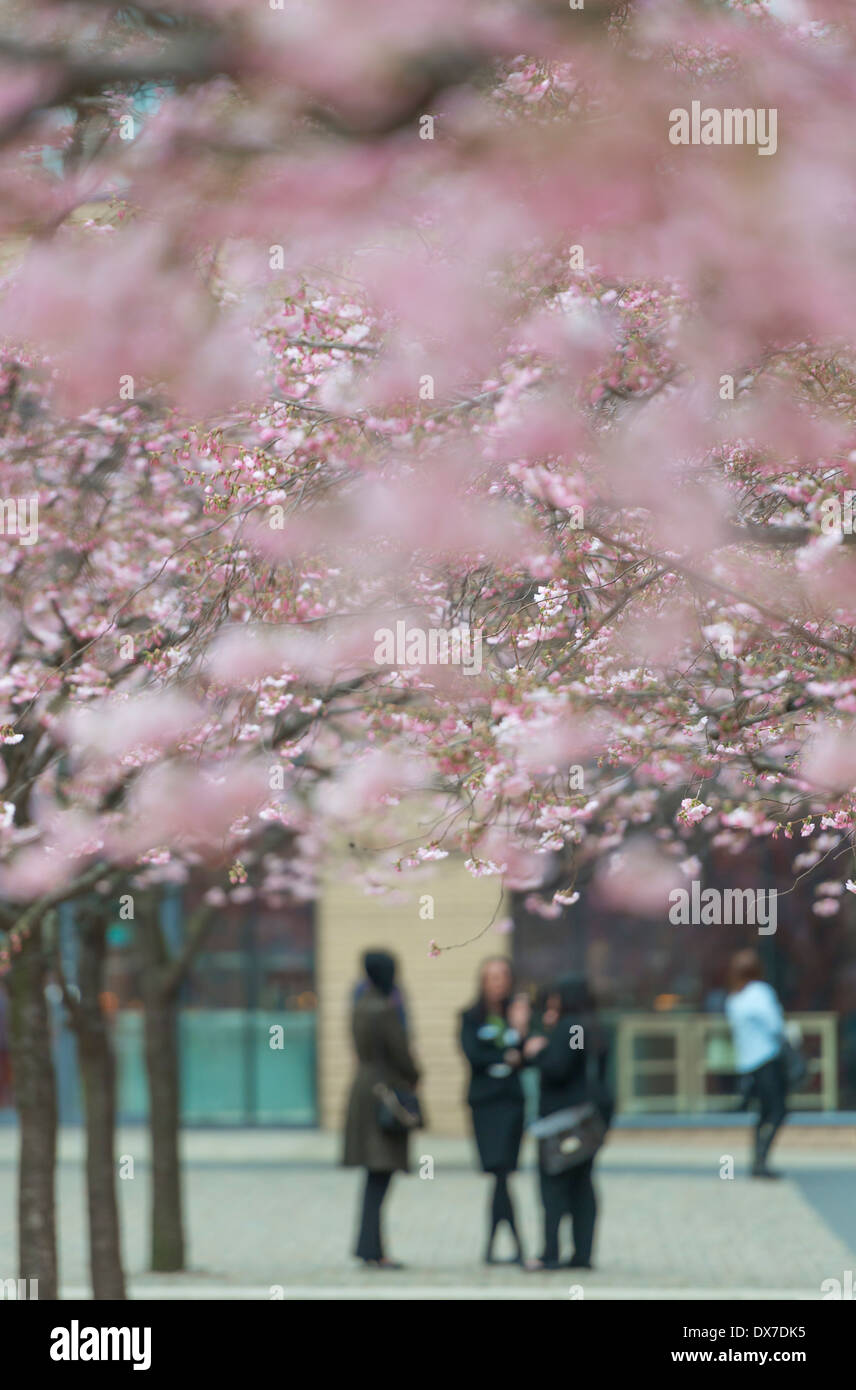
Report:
470,1094,525,1174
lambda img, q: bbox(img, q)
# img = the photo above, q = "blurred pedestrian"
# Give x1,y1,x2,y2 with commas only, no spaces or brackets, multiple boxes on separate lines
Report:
524,975,612,1271
343,950,422,1267
726,948,787,1178
460,957,530,1264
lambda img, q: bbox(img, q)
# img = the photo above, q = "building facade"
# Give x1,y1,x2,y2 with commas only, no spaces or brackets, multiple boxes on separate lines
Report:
1,846,853,1129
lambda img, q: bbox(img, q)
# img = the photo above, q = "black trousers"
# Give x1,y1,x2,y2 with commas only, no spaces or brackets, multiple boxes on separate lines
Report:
355,1170,393,1261
486,1169,522,1254
749,1055,787,1164
539,1158,596,1264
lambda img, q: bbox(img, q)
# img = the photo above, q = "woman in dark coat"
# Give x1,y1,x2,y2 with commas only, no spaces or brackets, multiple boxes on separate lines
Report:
343,950,421,1267
524,974,612,1271
460,956,530,1264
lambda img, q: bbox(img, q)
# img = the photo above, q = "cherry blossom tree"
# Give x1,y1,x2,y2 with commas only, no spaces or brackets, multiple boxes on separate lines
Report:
3,0,856,1295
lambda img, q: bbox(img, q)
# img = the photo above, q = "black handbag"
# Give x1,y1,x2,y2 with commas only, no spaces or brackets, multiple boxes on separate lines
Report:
529,1101,607,1174
529,1048,608,1174
373,1082,423,1136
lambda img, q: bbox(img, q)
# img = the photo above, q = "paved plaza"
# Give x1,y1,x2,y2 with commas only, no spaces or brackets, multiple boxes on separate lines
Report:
0,1126,854,1300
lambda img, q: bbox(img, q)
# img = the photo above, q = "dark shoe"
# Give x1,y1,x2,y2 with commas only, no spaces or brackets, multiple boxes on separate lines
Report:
525,1257,564,1271
567,1254,593,1269
751,1165,783,1180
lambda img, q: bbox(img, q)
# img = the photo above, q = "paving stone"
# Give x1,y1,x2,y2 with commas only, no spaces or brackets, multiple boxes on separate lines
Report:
0,1127,851,1297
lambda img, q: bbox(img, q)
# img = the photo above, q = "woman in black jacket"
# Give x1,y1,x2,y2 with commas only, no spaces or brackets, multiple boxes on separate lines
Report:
524,975,612,1271
460,957,530,1264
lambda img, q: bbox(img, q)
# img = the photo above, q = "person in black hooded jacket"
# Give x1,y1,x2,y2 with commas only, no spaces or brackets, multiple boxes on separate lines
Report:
523,975,613,1271
343,950,420,1267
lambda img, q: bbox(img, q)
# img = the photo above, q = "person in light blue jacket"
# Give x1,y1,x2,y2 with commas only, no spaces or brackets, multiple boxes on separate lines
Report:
725,949,787,1178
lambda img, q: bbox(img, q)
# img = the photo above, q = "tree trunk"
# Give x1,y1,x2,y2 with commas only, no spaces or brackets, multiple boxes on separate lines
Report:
6,921,58,1300
76,909,126,1300
139,914,184,1272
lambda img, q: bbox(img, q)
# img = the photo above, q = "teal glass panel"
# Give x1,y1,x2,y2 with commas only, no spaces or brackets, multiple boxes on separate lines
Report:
181,1011,248,1124
251,1012,316,1125
115,1012,147,1122
114,1008,317,1126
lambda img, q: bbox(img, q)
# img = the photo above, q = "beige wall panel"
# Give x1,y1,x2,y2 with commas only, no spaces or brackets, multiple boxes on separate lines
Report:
318,859,507,1138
